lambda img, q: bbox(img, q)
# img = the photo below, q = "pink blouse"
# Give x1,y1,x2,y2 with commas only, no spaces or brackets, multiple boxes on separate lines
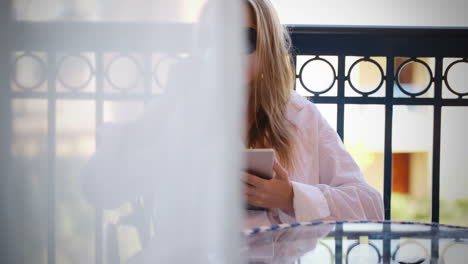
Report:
245,92,384,228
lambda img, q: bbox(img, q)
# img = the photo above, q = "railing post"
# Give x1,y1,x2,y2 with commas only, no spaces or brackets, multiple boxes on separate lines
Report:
430,56,444,263
383,56,394,221
337,55,345,141
432,57,443,224
95,52,104,264
334,222,343,264
46,50,57,264
382,56,395,264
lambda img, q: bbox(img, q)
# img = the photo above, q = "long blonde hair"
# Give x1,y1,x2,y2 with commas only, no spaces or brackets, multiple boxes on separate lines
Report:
246,0,296,169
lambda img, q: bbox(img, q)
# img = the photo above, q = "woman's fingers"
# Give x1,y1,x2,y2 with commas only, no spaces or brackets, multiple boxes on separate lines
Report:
244,184,257,196
244,172,266,187
246,195,265,208
273,160,288,180
244,184,266,206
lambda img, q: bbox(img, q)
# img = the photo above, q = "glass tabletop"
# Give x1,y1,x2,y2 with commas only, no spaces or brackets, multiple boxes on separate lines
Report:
243,220,468,264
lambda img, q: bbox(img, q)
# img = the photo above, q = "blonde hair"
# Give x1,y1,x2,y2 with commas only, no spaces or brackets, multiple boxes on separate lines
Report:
246,0,296,169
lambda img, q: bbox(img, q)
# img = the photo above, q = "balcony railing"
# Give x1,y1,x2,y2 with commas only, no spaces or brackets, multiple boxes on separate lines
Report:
288,25,468,222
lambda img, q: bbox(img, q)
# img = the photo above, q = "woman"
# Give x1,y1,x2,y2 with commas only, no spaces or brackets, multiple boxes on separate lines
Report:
242,0,384,228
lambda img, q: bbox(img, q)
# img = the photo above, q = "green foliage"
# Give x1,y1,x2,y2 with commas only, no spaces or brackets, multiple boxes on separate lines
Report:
392,193,468,226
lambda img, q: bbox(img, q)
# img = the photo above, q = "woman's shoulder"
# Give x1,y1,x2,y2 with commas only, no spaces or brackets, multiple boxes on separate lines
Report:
287,91,321,125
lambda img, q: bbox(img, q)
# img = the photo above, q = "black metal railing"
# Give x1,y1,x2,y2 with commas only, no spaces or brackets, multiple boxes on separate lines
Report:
288,25,468,264
1,4,467,262
288,25,468,223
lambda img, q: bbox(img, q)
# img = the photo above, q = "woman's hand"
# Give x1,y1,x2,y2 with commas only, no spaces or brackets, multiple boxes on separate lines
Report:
244,160,294,213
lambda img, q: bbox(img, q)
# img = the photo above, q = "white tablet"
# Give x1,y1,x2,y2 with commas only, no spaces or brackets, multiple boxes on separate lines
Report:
244,149,275,180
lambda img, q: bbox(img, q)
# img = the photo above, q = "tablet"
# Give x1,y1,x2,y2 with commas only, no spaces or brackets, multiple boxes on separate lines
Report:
244,149,275,180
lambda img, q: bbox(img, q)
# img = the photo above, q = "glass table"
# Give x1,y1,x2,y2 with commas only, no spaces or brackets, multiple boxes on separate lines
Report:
243,220,468,264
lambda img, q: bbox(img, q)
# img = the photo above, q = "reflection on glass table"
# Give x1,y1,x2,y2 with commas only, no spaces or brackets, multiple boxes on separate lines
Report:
243,220,468,264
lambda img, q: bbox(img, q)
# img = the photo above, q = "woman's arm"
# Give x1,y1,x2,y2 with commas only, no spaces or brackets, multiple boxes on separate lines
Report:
279,102,384,222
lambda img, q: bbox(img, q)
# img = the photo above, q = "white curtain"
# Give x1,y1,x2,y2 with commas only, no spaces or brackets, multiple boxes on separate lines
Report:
82,1,245,263
12,0,245,263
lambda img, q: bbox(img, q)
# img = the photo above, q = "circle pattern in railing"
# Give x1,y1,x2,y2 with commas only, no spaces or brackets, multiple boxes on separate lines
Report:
105,54,142,92
346,241,381,264
13,52,47,91
347,57,385,96
152,55,181,90
299,241,334,264
441,240,468,263
392,239,429,263
56,54,95,91
444,58,468,98
298,238,466,264
298,56,337,95
395,58,434,97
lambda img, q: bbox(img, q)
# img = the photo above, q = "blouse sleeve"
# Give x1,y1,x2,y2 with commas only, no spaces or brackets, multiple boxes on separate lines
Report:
278,102,384,223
